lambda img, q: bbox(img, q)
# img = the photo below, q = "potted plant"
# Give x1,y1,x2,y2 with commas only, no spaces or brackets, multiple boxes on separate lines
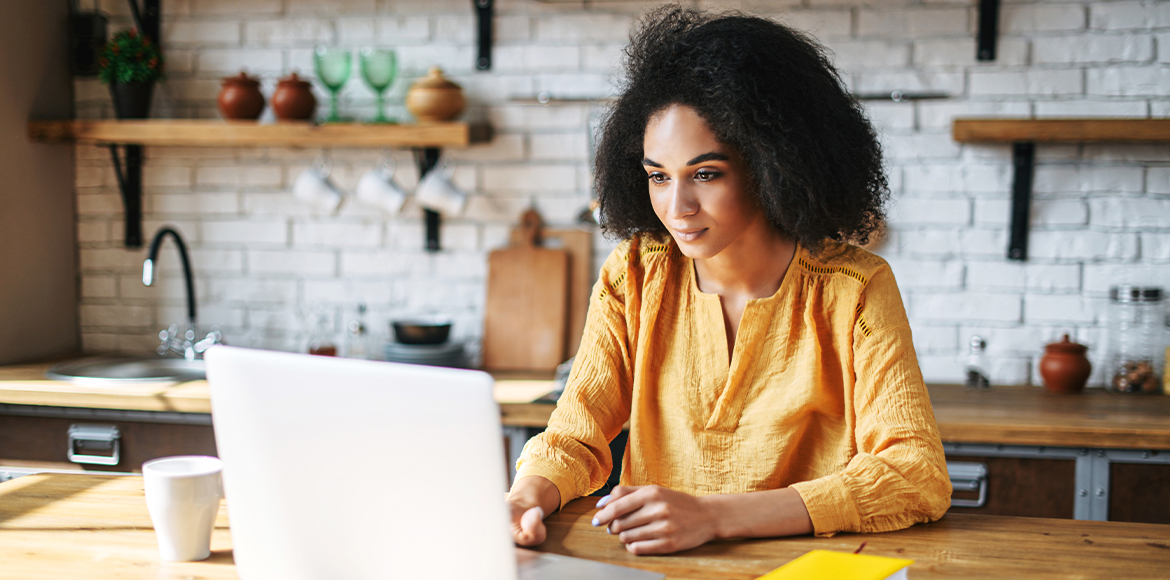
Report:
98,29,164,119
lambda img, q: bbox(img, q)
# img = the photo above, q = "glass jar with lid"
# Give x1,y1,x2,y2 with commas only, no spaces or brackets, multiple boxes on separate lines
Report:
1107,286,1165,393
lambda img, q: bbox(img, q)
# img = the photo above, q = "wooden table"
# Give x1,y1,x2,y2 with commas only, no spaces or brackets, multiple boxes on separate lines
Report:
2,473,1168,579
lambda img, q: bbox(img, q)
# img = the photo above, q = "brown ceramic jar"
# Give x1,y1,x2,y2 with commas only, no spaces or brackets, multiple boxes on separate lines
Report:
217,72,265,120
271,73,317,121
405,67,465,123
1039,334,1092,394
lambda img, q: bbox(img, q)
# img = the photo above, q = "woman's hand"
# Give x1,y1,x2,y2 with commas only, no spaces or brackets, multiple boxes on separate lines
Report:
509,502,546,546
590,485,717,555
507,475,561,547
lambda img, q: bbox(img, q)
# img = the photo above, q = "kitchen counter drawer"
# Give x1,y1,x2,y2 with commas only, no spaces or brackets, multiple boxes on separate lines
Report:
947,455,1076,519
945,443,1170,524
0,404,215,474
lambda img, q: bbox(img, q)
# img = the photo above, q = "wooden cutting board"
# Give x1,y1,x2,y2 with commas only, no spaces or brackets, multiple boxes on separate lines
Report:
541,228,594,359
483,210,569,371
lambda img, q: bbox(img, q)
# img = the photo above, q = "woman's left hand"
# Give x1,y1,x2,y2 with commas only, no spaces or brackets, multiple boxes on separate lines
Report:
590,485,717,555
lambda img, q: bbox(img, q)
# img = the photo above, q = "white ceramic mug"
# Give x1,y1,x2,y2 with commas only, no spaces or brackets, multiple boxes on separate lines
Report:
143,455,224,562
293,156,343,214
415,164,467,217
356,163,408,215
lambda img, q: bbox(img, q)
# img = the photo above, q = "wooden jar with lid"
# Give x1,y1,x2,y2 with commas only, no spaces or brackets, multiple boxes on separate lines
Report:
405,67,465,123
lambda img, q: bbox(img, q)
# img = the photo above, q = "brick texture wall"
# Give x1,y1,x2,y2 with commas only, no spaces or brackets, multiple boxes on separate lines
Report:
74,0,1170,385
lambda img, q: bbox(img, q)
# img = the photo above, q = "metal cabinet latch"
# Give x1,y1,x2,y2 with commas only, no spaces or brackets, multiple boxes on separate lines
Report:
948,461,988,508
67,424,121,466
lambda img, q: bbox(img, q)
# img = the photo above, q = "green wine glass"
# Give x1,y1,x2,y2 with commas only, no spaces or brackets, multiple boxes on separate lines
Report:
314,46,352,123
360,48,398,124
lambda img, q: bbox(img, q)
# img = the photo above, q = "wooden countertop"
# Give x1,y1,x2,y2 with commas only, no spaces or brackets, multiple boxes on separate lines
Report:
928,384,1170,449
0,360,557,424
4,360,1170,448
3,473,1168,579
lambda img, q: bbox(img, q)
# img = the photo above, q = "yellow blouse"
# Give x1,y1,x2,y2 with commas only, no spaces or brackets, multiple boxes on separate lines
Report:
514,236,951,536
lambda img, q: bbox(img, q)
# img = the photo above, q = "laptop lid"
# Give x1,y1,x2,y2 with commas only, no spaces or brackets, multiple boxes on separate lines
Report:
206,346,515,580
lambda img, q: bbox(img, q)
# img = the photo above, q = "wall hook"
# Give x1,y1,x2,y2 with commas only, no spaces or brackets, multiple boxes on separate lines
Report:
474,0,493,70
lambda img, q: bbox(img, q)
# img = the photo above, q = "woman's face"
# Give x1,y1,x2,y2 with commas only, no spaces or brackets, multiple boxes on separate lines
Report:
642,105,766,261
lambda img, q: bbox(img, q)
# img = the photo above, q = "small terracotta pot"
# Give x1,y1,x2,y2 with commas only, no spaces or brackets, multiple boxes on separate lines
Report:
1040,334,1092,394
217,72,265,120
271,73,317,121
405,67,465,123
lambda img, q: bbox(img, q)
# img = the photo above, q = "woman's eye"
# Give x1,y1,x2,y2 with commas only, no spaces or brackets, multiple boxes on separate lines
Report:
695,170,720,182
648,173,667,185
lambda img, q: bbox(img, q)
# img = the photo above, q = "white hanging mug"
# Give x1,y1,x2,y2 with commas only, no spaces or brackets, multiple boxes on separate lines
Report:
415,162,467,217
293,153,343,214
356,157,408,215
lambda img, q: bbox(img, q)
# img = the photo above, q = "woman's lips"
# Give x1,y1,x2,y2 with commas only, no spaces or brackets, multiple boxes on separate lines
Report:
672,228,707,242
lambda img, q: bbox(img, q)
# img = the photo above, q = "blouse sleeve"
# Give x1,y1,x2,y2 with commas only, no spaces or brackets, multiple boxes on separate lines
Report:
790,264,952,536
511,249,635,509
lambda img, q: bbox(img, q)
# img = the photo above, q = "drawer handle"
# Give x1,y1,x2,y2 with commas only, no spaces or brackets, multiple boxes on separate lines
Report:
947,461,988,508
67,424,121,466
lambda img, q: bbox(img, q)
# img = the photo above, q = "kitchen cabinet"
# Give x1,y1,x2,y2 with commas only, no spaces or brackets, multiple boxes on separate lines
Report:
947,454,1076,519
1109,461,1170,524
944,444,1170,524
0,404,214,479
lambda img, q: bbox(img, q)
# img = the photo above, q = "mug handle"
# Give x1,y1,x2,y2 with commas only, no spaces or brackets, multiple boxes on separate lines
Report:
378,151,397,180
312,150,333,178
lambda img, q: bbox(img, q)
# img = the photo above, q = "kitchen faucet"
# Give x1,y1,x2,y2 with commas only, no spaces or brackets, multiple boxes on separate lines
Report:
142,226,221,360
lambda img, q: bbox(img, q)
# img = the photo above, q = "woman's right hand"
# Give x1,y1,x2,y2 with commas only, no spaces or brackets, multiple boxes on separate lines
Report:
507,475,561,546
510,503,547,546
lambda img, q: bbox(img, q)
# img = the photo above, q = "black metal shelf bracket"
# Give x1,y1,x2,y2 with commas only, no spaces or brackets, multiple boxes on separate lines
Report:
415,147,443,252
475,0,493,70
98,0,159,249
977,0,1000,61
1007,142,1035,261
126,0,161,44
109,145,145,248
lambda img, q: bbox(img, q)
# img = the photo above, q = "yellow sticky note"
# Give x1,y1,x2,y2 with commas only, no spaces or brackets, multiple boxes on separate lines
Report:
757,549,913,580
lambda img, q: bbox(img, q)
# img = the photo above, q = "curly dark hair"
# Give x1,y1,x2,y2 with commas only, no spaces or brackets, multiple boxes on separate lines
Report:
594,5,889,251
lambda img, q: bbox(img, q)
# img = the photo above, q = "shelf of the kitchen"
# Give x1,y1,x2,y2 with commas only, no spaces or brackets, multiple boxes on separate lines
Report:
952,118,1170,263
26,119,479,148
952,118,1170,143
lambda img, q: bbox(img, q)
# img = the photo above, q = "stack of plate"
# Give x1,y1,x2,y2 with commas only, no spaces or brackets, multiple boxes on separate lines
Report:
383,341,466,368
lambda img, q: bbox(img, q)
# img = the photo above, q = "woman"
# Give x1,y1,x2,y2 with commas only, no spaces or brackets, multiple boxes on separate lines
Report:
507,6,950,555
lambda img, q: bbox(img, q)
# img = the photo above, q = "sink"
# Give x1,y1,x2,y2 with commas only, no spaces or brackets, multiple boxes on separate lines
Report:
46,356,206,385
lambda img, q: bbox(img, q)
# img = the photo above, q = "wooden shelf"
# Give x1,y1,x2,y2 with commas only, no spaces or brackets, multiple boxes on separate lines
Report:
27,119,472,148
953,118,1170,144
952,117,1170,261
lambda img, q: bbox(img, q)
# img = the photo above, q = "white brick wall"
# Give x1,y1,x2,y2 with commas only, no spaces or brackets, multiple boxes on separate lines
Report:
75,0,1170,387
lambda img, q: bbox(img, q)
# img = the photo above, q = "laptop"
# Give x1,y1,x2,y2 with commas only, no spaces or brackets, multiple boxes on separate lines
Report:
205,346,663,580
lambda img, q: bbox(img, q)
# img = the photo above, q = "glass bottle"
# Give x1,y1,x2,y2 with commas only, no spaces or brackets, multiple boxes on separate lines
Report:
307,310,337,357
1107,286,1164,393
345,303,371,360
1163,313,1170,395
965,336,990,390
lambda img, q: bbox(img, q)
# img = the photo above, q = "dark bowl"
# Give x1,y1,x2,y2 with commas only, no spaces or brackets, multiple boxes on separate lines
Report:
392,319,452,345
